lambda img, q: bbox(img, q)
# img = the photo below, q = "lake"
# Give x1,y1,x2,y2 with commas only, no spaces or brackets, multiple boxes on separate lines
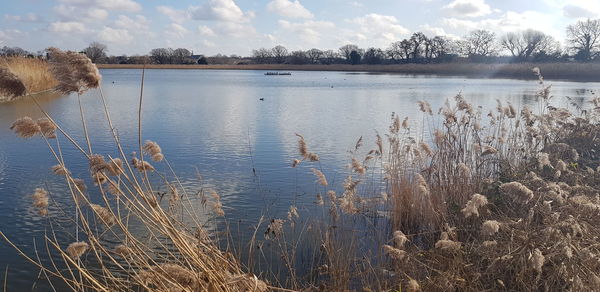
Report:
0,69,598,290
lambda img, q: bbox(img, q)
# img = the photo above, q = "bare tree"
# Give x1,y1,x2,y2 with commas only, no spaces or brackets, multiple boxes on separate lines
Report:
172,48,191,64
150,48,174,64
363,48,385,64
430,36,451,59
0,46,29,56
83,42,107,63
461,30,497,57
501,30,558,60
386,41,409,63
409,32,428,59
289,50,309,64
252,48,272,64
306,48,323,64
271,45,288,64
566,18,600,61
321,50,338,64
339,44,360,63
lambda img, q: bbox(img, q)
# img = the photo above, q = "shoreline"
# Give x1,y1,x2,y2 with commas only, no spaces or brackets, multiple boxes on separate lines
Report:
96,63,600,82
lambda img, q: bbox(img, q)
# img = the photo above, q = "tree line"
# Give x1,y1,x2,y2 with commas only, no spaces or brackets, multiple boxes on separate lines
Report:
2,19,599,65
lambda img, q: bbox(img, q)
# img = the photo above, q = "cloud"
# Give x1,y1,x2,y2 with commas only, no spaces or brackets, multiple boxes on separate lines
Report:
563,4,598,18
54,5,108,21
166,23,189,38
190,0,253,23
198,25,216,37
115,15,150,31
4,13,42,23
443,0,491,18
213,22,257,38
278,20,335,44
267,0,313,19
156,6,189,24
48,21,87,33
57,0,141,12
99,27,133,43
350,14,410,44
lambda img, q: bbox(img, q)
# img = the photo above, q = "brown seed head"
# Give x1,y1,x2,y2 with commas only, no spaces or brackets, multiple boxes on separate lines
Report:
66,241,89,259
0,68,26,99
47,47,101,94
10,117,41,138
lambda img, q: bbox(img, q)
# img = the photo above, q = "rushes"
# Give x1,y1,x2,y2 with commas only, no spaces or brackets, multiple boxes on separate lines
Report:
0,68,26,99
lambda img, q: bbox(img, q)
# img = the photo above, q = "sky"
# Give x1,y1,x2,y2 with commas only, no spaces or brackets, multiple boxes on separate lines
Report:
1,0,599,56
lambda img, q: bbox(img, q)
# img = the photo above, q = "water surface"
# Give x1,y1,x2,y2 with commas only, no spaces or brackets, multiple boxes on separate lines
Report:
0,69,598,289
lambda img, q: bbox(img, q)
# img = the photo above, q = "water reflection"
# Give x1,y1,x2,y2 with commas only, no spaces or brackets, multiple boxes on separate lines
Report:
0,69,599,289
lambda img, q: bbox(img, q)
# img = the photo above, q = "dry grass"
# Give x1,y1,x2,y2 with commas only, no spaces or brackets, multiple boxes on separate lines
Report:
97,63,600,81
3,52,600,291
0,57,58,97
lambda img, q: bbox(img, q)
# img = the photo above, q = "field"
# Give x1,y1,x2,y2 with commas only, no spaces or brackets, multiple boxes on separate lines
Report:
98,62,600,81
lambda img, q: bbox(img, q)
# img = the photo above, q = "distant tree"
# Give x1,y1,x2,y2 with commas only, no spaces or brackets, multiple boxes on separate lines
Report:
289,50,309,64
128,55,151,64
339,44,360,63
430,36,452,60
172,48,192,64
566,19,600,61
252,48,272,64
271,45,288,64
321,50,338,64
363,48,384,64
150,48,174,64
461,30,498,58
0,46,29,57
349,50,362,65
83,42,108,63
197,55,208,65
306,48,323,64
501,30,559,61
409,32,428,60
386,41,409,63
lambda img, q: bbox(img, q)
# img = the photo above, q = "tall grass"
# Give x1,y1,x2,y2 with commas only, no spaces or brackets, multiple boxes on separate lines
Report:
3,49,600,291
0,57,58,101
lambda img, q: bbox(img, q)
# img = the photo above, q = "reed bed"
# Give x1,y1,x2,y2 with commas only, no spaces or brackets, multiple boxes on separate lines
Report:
0,56,58,101
3,49,600,291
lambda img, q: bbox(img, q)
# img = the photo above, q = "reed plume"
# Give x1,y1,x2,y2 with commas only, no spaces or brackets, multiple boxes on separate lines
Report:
36,118,57,139
10,117,41,138
0,67,26,98
311,168,328,186
32,188,49,216
295,133,319,161
47,47,101,94
66,241,88,259
106,158,123,176
90,204,116,226
383,244,406,260
51,164,70,176
461,193,488,218
143,140,164,162
114,244,130,257
481,220,500,236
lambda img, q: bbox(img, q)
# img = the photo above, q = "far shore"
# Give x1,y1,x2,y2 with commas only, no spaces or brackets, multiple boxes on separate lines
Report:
97,63,600,82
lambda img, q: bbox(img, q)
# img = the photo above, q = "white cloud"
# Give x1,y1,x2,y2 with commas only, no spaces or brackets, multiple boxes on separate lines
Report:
443,0,492,18
166,23,189,38
267,0,313,19
54,5,108,21
202,40,216,47
213,22,257,38
278,20,335,44
115,15,150,31
48,21,87,33
156,6,189,24
563,4,598,18
4,13,42,23
57,0,141,12
350,14,410,44
190,0,253,23
99,27,133,43
198,25,216,37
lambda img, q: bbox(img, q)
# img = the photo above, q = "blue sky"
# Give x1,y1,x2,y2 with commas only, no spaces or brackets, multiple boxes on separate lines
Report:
1,0,599,56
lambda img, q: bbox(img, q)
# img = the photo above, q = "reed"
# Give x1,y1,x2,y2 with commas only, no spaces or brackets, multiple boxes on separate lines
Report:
3,50,600,292
0,57,58,100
